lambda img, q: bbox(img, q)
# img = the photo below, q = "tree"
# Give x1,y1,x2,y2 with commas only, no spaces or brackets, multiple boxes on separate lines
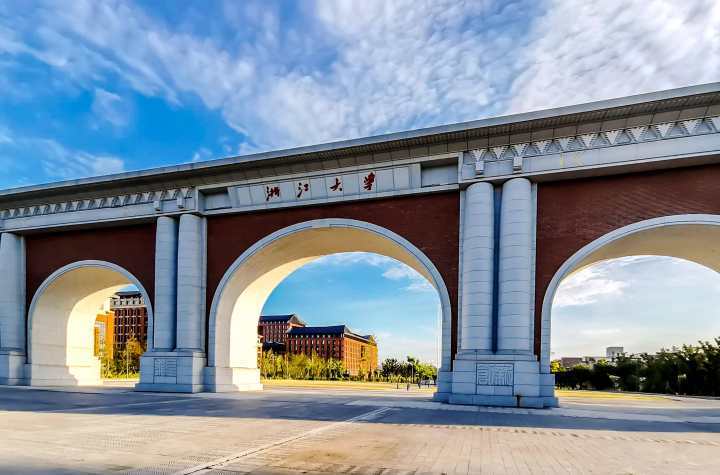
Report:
122,335,144,376
551,337,720,396
550,360,565,374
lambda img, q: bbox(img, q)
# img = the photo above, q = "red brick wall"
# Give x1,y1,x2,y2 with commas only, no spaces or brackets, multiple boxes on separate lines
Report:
25,223,157,312
207,192,460,360
535,163,720,355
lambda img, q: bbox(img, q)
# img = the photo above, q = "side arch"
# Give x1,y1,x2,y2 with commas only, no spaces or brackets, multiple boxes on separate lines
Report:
539,214,720,371
206,218,453,392
27,260,155,386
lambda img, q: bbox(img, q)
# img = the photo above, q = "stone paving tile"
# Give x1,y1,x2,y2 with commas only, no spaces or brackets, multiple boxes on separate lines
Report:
2,388,720,474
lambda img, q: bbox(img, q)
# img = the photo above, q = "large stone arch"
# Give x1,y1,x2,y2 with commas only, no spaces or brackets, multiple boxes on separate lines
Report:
26,260,155,386
539,214,720,371
205,218,453,393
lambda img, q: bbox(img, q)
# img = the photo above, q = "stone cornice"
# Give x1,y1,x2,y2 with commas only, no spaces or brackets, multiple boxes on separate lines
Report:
0,187,194,230
1,83,718,203
464,115,720,177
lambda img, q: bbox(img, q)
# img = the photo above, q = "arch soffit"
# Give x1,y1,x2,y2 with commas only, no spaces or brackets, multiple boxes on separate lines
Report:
207,218,453,367
27,259,155,362
539,214,720,367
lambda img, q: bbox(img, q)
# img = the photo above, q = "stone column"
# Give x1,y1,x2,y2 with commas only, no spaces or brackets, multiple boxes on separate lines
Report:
497,178,534,355
152,216,178,351
444,182,496,403
0,232,26,385
176,214,205,351
137,213,206,393
459,182,495,353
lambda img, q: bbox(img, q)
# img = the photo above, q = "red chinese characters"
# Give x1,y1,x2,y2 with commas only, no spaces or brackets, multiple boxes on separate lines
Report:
363,172,376,191
296,181,309,198
265,185,280,201
329,177,343,192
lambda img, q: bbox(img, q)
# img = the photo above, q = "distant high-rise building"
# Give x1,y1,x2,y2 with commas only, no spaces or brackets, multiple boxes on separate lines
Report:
606,346,624,360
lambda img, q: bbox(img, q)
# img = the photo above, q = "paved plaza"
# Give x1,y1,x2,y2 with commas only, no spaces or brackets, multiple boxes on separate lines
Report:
1,386,719,474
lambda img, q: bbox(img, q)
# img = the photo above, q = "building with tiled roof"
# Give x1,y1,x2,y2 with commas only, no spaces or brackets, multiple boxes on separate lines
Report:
287,324,378,376
258,314,306,347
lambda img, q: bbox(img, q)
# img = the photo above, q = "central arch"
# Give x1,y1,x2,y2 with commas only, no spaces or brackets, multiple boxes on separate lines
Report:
539,214,720,372
206,218,453,392
27,260,154,386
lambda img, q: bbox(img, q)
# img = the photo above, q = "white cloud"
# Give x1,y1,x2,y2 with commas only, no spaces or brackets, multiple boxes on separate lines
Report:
0,124,125,182
0,125,12,144
381,266,417,280
507,0,720,113
553,264,627,308
309,252,396,267
91,88,131,129
383,265,434,292
35,138,125,179
308,252,435,292
2,0,718,161
87,155,125,176
191,147,212,163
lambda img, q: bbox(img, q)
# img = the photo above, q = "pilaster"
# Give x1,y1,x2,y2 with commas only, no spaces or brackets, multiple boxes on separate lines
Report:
0,232,26,385
176,214,206,352
449,179,556,408
136,214,206,393
497,178,534,356
152,216,178,351
458,182,494,353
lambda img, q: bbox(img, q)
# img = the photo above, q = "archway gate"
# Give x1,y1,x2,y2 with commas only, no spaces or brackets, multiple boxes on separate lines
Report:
1,83,720,407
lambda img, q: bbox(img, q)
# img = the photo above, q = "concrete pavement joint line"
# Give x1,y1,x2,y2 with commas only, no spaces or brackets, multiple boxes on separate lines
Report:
171,407,394,475
345,399,720,424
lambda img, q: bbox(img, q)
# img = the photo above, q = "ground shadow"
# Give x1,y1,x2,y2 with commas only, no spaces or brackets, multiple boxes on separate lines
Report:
2,386,720,434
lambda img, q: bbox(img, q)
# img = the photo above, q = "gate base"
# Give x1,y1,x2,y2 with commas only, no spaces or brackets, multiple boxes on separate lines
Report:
0,350,26,385
447,352,558,408
135,350,206,393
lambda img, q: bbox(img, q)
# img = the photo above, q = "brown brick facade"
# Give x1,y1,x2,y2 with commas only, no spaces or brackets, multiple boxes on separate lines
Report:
286,332,378,376
535,163,720,355
25,223,157,313
207,192,460,360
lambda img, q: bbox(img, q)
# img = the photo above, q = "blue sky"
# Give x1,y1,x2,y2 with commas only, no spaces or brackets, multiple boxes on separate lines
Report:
2,1,720,362
262,253,442,364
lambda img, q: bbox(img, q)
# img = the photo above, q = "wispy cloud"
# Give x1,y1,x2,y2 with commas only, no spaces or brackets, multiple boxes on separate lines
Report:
382,265,434,293
191,147,212,163
507,0,720,113
309,252,434,292
553,262,627,308
0,124,124,182
0,125,12,144
91,88,131,129
33,138,125,179
6,0,715,159
310,252,396,267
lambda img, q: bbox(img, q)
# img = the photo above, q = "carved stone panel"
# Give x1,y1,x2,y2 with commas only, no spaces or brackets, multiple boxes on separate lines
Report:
476,363,513,386
154,358,178,378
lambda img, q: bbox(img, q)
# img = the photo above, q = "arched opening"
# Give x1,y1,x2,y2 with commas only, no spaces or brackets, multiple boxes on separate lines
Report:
207,219,452,393
27,260,154,387
540,215,720,388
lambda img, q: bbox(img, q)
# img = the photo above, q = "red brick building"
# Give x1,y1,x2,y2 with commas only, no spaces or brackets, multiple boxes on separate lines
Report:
258,314,306,347
109,290,148,353
287,325,378,376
